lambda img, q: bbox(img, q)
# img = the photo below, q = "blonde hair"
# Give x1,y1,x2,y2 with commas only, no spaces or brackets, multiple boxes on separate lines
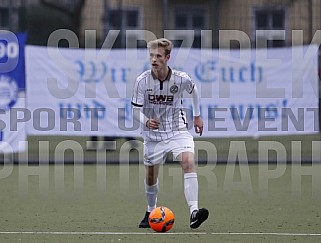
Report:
147,38,173,56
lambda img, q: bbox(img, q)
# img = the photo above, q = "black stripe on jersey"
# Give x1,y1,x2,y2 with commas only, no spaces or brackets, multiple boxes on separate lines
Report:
131,102,143,107
158,68,172,91
159,80,163,90
180,109,188,127
188,84,195,94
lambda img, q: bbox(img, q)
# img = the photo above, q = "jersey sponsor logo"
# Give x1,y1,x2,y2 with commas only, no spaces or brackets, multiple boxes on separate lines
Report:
148,94,173,105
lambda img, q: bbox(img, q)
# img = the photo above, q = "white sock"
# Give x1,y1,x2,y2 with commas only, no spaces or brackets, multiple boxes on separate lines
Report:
145,179,158,212
184,172,199,215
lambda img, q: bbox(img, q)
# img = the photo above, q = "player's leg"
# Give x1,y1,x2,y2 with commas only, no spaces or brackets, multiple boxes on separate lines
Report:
172,133,199,214
145,164,160,212
139,164,160,228
180,151,209,229
139,140,164,228
180,151,198,213
171,133,209,229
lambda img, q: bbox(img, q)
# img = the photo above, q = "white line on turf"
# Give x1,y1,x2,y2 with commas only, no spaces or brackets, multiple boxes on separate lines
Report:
0,232,321,236
211,232,321,236
0,232,206,235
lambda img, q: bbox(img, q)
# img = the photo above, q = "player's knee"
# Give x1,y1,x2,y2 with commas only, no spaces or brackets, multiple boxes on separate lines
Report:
181,160,196,173
146,174,158,185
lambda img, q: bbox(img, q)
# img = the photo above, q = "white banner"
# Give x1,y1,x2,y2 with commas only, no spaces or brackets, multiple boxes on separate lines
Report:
25,45,319,137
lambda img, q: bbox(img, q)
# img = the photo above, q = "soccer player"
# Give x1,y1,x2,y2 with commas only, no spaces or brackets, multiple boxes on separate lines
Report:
131,38,209,229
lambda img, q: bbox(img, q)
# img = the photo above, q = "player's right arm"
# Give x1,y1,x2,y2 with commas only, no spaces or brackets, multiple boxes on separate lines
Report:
132,104,160,129
132,76,147,127
131,75,159,129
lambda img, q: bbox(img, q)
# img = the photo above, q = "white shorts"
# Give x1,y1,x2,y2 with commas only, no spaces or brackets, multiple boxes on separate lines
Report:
143,132,194,166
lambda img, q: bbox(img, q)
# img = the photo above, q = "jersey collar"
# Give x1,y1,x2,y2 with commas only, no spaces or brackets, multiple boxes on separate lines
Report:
151,67,172,81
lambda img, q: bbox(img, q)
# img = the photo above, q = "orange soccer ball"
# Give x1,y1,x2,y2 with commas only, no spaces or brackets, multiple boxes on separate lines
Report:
148,206,175,232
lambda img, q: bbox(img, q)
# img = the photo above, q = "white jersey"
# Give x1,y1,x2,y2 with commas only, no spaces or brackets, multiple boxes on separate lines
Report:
132,67,195,142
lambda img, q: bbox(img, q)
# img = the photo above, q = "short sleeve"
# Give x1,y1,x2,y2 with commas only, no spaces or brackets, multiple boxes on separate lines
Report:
131,78,145,107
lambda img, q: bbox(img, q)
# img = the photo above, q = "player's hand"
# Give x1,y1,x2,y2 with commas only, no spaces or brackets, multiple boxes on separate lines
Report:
194,116,203,136
147,118,160,129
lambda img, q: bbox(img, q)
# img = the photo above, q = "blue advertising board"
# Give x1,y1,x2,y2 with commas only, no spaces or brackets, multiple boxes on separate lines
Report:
0,31,27,152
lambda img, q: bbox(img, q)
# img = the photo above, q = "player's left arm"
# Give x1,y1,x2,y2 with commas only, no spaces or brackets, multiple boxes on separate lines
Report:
191,85,203,136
